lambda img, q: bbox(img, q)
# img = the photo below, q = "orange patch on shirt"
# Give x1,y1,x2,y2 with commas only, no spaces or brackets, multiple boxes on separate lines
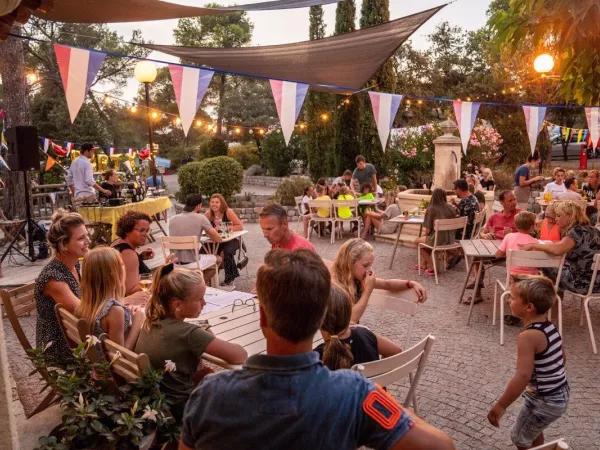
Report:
362,385,402,430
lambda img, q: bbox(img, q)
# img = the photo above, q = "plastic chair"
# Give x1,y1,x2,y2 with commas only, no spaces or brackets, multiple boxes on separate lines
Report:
570,253,600,354
332,198,361,239
308,200,336,244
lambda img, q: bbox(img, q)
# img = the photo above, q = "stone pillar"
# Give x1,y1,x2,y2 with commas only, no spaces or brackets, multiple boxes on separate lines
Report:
433,120,462,191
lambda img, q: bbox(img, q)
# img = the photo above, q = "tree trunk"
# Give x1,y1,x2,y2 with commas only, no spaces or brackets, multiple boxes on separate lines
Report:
0,26,30,220
216,73,226,135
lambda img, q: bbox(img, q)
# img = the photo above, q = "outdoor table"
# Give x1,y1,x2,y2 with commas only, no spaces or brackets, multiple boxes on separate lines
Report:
200,230,249,255
358,199,380,206
78,197,172,241
458,239,503,325
388,215,425,269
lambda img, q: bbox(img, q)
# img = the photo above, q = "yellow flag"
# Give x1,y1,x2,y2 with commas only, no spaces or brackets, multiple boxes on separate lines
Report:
45,156,56,171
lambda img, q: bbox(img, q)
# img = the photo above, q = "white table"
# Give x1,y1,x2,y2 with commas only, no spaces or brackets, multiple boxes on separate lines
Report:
388,215,425,269
200,230,248,255
358,199,381,206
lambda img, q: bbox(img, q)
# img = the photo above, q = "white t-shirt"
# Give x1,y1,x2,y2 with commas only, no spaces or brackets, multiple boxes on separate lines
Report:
556,190,583,201
376,185,383,197
301,195,311,215
544,182,567,197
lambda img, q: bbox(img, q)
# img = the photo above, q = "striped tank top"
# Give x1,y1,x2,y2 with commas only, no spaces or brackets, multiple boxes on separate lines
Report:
524,321,567,395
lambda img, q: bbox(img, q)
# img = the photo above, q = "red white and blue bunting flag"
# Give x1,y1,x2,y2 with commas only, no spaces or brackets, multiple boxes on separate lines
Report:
369,92,403,151
585,107,600,150
269,79,309,146
453,101,481,155
42,137,52,154
523,106,547,156
54,44,106,123
169,65,214,137
127,148,135,156
108,147,116,156
64,141,74,157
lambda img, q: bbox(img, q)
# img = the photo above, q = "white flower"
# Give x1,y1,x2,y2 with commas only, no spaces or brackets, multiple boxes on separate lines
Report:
141,405,159,422
109,351,122,366
43,341,53,352
85,335,100,347
78,393,85,407
164,360,177,373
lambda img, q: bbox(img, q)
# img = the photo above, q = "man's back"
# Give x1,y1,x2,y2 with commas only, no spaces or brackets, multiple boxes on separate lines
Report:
169,212,212,263
181,353,412,450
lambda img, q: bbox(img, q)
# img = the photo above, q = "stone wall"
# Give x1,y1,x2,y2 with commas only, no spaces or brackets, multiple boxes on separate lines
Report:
175,203,298,223
243,175,335,188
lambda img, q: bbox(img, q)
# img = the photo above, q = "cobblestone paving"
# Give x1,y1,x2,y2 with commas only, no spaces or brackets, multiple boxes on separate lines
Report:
4,222,599,449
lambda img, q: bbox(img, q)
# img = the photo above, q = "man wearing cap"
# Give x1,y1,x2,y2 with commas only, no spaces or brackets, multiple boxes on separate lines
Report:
66,143,112,199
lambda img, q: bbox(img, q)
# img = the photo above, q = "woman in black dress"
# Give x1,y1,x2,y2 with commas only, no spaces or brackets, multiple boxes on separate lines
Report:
35,210,90,364
100,168,119,200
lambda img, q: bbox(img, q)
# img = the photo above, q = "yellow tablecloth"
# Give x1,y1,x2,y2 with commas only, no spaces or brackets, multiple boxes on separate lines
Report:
78,197,173,240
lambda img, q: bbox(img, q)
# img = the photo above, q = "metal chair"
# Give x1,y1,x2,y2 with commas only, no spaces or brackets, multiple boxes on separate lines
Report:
160,236,219,288
331,198,361,239
569,253,600,354
308,200,336,244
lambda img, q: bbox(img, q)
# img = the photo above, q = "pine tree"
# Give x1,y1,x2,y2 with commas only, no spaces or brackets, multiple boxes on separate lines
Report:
304,6,334,180
333,0,361,175
359,0,397,175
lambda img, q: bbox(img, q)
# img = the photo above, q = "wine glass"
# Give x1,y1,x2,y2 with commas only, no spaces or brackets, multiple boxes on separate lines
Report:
138,273,153,293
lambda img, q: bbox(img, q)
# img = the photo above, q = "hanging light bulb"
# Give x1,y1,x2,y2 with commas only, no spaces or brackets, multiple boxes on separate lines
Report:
299,123,306,130
258,129,265,135
466,97,472,102
26,73,38,83
130,105,138,113
175,117,181,125
417,100,423,105
195,120,203,127
502,89,507,94
104,95,113,104
320,113,329,121
509,87,515,92
206,124,213,131
151,111,159,119
344,99,350,105
406,99,412,105
235,127,242,134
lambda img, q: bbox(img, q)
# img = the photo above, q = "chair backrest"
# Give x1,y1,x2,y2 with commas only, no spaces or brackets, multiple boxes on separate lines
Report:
55,303,101,362
294,196,304,216
331,199,359,219
471,210,487,238
352,335,435,406
160,236,200,269
529,439,569,450
505,250,566,288
99,334,150,383
308,199,333,217
369,289,418,347
584,253,600,297
0,283,36,353
433,216,467,245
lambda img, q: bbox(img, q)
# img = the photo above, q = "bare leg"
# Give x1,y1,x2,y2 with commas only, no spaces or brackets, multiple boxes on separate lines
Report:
415,237,430,270
361,216,372,239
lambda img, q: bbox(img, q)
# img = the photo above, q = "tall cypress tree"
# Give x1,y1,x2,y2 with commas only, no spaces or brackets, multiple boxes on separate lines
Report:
305,6,334,180
333,0,362,175
359,0,397,175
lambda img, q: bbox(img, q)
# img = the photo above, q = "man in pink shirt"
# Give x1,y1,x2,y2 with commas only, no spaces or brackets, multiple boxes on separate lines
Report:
480,190,521,240
259,203,316,252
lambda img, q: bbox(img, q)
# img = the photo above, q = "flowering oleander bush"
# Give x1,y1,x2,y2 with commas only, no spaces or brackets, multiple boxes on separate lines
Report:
463,125,504,170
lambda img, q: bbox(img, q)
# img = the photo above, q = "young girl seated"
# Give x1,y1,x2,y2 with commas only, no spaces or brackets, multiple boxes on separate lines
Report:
538,203,561,241
77,247,145,350
314,284,402,370
357,183,375,217
495,211,540,275
135,264,247,422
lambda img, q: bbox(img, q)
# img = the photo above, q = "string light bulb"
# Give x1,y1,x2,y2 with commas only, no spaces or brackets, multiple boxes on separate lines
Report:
258,129,265,135
509,87,515,92
417,100,423,105
299,123,306,130
320,113,329,121
406,99,411,105
206,124,213,131
502,89,507,94
151,111,159,119
104,95,113,104
26,73,37,83
130,106,138,113
175,117,181,125
466,97,472,102
235,127,241,134
344,99,350,105
195,120,202,127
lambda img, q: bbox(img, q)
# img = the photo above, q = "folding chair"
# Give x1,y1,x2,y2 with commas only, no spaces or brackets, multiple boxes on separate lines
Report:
352,335,435,415
369,289,419,348
160,236,219,288
54,303,101,362
471,209,487,239
98,334,150,384
0,283,57,417
308,200,336,244
494,250,565,345
294,196,305,232
418,216,468,285
572,253,600,354
332,198,361,239
530,439,569,450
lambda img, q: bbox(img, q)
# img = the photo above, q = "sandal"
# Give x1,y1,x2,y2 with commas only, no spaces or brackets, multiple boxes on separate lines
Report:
424,269,436,276
412,264,425,270
504,315,521,327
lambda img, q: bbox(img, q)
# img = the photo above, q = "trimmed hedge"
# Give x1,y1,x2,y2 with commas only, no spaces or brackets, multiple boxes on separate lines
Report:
177,156,243,202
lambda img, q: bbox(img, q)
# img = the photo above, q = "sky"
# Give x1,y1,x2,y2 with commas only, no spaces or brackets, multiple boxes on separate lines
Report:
108,0,493,100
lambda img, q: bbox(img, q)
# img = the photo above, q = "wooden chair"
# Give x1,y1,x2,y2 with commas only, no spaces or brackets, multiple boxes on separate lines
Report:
352,335,435,415
417,216,468,285
530,439,569,450
54,303,101,362
308,200,336,244
494,250,565,345
331,198,361,239
160,236,219,288
98,334,150,384
0,209,26,248
0,283,57,417
570,253,600,354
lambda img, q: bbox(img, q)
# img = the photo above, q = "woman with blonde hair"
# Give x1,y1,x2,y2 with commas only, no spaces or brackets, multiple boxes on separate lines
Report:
480,168,495,191
314,283,402,370
77,247,145,350
521,201,600,294
538,203,561,241
359,191,401,239
34,209,89,364
135,264,247,422
204,193,245,287
331,238,427,323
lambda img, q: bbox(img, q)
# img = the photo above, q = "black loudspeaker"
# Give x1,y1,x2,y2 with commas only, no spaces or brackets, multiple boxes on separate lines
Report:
6,126,39,171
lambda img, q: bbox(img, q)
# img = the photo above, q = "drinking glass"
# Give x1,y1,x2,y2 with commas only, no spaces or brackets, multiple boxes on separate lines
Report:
227,223,233,236
138,273,153,293
544,192,552,203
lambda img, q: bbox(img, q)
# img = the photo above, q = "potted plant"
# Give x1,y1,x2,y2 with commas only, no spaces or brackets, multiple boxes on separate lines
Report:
29,337,178,449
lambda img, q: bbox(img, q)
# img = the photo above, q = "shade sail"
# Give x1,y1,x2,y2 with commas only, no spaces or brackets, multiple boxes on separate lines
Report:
143,5,446,93
33,0,342,23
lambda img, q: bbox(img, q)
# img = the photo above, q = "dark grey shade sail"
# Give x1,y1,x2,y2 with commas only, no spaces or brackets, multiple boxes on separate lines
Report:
142,5,446,93
33,0,342,23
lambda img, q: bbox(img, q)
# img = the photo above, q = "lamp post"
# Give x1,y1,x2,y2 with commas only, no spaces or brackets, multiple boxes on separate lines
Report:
134,60,158,188
533,53,555,171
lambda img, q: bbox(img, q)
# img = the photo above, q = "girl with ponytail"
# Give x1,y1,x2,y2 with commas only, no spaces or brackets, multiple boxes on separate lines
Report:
314,283,403,370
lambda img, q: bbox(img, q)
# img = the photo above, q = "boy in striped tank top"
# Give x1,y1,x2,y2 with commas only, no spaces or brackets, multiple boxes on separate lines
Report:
488,275,569,449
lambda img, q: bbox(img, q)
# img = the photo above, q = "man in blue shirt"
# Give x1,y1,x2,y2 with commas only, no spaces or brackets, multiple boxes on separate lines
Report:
179,249,454,450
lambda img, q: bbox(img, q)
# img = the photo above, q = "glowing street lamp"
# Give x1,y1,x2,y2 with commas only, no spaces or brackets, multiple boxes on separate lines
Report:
534,54,554,74
134,60,158,187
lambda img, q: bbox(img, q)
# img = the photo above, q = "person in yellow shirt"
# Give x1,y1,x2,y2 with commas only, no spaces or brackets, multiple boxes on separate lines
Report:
337,186,354,219
315,185,331,218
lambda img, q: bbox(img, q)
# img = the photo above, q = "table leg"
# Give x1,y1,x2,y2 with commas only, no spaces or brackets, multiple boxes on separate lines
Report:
153,214,168,237
389,223,404,270
458,256,475,304
466,259,485,325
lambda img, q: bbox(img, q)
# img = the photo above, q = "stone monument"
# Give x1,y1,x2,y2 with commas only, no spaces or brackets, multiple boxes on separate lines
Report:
433,119,462,190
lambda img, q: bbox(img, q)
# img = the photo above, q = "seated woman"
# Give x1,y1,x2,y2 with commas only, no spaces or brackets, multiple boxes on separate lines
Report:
360,192,400,239
135,265,247,422
35,209,89,364
538,203,561,241
204,194,245,287
414,188,458,275
521,201,600,295
112,211,155,296
100,168,119,200
314,283,402,370
77,247,145,350
480,168,495,191
331,238,427,323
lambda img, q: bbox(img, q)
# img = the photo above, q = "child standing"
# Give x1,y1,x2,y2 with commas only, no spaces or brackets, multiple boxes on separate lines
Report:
488,275,569,450
495,211,540,275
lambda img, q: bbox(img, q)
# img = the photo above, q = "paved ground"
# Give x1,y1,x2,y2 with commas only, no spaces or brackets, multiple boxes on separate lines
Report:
4,221,600,449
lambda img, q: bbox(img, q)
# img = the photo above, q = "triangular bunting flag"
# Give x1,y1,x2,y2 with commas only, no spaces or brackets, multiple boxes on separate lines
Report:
54,44,106,123
48,192,56,204
127,148,135,156
42,137,52,154
577,129,585,143
108,147,116,156
269,80,309,146
453,101,481,155
585,107,600,150
122,160,132,173
0,155,9,170
522,106,547,156
0,131,7,151
65,141,74,157
46,156,56,171
369,92,403,151
168,65,214,137
562,127,571,142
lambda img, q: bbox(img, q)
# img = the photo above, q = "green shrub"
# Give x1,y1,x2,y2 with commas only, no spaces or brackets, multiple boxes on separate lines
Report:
228,144,260,169
273,176,312,206
177,162,205,202
198,138,228,160
261,131,307,177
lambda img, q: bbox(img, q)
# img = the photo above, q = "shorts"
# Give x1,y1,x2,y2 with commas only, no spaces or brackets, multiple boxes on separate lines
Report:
378,221,398,235
511,385,569,447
